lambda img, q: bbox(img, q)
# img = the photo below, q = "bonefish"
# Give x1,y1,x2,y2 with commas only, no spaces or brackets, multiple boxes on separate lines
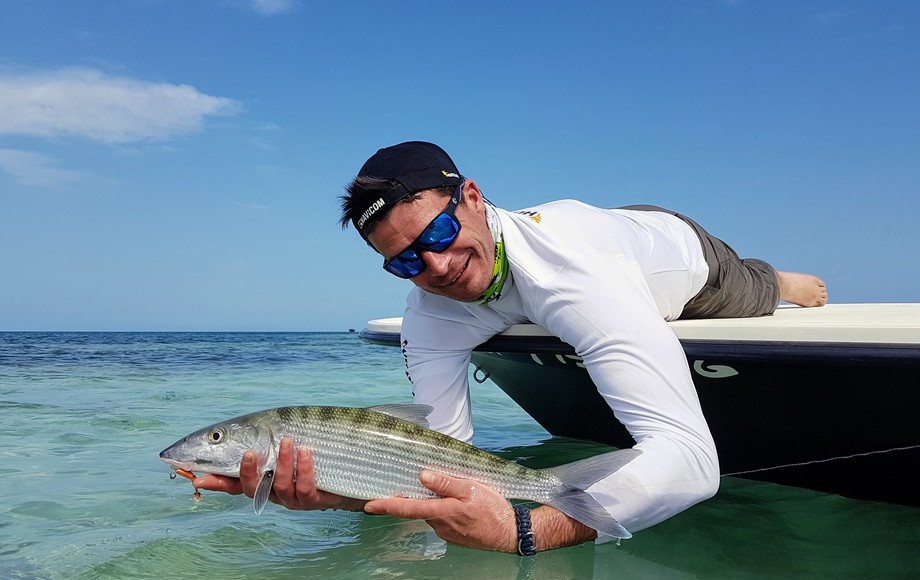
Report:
159,404,640,538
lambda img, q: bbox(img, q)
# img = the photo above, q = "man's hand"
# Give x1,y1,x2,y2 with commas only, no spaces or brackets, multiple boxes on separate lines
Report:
365,471,519,553
193,438,366,512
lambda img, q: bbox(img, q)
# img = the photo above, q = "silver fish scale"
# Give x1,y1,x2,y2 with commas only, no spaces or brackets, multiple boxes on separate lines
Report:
267,406,565,502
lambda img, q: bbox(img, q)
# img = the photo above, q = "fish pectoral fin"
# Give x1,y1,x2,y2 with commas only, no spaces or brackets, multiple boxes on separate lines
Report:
253,469,275,515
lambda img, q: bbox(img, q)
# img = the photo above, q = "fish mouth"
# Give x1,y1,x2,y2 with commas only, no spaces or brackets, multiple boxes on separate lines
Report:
159,453,237,477
159,455,197,471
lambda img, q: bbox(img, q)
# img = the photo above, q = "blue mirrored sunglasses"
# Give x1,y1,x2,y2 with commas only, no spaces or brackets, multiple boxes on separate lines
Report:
383,180,464,279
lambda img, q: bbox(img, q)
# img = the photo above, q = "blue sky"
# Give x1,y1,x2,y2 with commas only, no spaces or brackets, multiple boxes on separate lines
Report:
1,0,917,331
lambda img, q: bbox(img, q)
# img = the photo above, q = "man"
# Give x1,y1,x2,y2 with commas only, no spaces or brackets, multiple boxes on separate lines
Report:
197,141,827,554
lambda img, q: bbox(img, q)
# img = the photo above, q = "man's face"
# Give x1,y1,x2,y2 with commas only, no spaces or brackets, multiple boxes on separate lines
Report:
368,179,496,302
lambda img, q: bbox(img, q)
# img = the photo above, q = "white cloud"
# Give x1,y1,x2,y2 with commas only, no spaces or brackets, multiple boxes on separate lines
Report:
248,0,298,16
249,136,276,151
812,9,852,24
0,67,240,143
0,148,84,187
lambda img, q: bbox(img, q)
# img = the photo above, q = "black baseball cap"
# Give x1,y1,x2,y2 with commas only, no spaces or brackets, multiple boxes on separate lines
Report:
352,141,463,238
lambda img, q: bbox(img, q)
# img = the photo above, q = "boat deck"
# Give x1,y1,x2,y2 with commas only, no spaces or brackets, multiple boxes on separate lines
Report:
364,303,920,346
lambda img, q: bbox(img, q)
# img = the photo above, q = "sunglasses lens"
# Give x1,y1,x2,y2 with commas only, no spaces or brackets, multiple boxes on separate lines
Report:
381,203,462,279
418,213,460,251
384,250,424,279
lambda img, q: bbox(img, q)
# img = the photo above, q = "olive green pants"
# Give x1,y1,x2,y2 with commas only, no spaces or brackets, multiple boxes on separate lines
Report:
618,205,780,319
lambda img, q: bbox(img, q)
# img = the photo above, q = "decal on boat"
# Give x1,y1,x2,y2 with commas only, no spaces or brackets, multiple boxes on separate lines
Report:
523,353,737,377
692,360,739,378
528,353,586,368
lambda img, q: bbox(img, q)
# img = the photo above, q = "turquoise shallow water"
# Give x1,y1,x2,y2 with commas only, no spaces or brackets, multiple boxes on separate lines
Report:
2,332,919,579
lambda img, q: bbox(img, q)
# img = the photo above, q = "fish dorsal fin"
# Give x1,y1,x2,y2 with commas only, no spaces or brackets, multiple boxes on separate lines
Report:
367,404,433,428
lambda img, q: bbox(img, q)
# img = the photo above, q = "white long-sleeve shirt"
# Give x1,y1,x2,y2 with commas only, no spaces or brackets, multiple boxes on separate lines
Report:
400,200,720,538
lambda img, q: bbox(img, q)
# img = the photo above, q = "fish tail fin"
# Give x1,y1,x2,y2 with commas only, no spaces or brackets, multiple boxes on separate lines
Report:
543,448,642,539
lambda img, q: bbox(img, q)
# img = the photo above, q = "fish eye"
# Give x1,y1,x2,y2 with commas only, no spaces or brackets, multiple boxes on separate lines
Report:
207,429,225,444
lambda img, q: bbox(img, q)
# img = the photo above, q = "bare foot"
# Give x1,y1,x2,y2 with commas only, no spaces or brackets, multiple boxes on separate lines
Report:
776,272,828,307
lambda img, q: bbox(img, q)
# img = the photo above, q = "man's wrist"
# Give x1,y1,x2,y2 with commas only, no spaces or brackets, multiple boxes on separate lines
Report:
529,505,598,551
514,505,537,556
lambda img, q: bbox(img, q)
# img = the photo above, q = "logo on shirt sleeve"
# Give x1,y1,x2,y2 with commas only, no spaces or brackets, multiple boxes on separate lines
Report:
401,339,414,384
514,210,542,223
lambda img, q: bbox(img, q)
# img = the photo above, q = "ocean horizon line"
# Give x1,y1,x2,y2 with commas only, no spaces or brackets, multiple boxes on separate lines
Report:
0,329,361,334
